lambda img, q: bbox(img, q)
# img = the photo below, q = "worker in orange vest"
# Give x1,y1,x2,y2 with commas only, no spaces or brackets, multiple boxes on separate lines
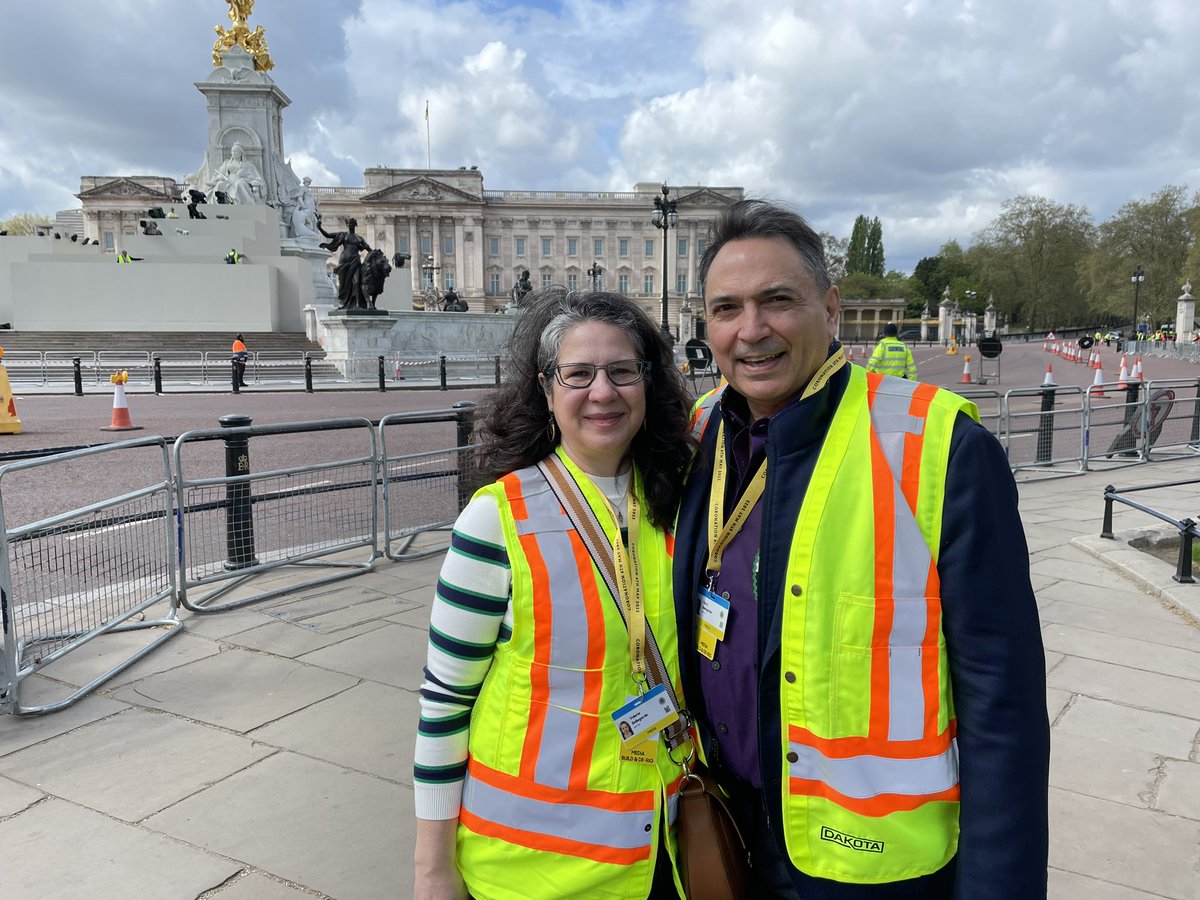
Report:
231,334,249,387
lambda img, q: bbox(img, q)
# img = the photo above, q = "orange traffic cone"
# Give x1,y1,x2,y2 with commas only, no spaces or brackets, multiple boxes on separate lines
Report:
1134,356,1144,381
1042,363,1055,386
845,345,854,362
1089,366,1107,397
960,355,973,383
102,371,143,432
1116,357,1130,388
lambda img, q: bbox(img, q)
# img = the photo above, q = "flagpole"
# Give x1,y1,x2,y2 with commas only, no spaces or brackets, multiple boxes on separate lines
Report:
425,100,431,169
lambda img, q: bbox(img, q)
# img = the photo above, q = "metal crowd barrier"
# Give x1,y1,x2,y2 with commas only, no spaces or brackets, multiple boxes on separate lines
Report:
0,438,181,715
379,402,477,560
1003,385,1086,476
173,416,380,613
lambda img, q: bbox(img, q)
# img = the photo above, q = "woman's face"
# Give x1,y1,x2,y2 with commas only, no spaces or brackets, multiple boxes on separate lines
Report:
540,321,647,477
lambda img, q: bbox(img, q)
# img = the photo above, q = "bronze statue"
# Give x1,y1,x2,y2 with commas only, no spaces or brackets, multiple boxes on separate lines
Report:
511,270,532,307
361,250,393,310
319,217,372,310
213,0,274,71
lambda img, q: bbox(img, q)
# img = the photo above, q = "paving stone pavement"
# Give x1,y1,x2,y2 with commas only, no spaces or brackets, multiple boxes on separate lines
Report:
1,462,1199,899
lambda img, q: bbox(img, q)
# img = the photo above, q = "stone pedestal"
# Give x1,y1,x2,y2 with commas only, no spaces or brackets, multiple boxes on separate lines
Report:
281,240,337,308
1176,284,1195,342
320,313,399,378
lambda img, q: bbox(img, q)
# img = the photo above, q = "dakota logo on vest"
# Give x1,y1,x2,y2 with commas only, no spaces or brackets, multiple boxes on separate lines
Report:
820,826,885,854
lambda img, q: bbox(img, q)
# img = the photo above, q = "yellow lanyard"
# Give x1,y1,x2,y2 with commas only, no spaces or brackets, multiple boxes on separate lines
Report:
705,348,847,578
606,477,647,686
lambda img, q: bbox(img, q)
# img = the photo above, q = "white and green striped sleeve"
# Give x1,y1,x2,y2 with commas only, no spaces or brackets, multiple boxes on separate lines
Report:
413,491,513,820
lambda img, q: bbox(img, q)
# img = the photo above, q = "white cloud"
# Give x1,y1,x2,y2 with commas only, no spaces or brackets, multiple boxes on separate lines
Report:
2,0,1200,271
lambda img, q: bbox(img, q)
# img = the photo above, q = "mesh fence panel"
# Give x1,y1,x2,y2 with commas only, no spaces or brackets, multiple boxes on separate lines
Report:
180,460,376,584
7,492,174,668
384,446,472,540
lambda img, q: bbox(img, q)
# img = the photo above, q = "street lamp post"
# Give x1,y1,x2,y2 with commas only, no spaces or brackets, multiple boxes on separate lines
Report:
1131,265,1145,342
587,262,603,292
651,183,678,342
420,254,441,311
964,290,977,342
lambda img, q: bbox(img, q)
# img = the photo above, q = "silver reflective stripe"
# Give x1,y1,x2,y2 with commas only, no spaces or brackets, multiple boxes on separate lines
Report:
690,389,723,441
510,467,589,791
869,383,935,742
463,770,654,851
788,738,959,799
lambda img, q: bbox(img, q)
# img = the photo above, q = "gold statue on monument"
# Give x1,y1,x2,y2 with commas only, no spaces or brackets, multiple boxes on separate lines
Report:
212,0,275,72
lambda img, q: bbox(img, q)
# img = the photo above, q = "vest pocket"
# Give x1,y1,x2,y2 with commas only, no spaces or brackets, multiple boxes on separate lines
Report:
829,593,942,738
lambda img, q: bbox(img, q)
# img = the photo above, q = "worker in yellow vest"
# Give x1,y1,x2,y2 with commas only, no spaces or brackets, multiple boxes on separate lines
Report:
673,200,1049,898
413,289,695,899
865,322,917,379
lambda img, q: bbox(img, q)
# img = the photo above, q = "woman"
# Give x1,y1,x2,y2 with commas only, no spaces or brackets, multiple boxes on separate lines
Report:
413,287,694,900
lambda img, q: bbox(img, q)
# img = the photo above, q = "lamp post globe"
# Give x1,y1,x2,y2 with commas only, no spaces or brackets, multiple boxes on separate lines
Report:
1131,265,1145,341
651,183,678,342
587,262,603,292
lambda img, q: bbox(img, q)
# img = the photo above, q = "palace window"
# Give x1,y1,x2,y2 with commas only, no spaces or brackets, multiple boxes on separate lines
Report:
542,238,552,257
619,238,629,257
645,239,654,257
567,273,578,291
594,238,603,256
618,274,629,294
678,238,688,257
677,273,688,294
444,235,454,255
489,237,499,255
515,237,526,257
644,274,654,294
567,238,578,256
489,273,501,294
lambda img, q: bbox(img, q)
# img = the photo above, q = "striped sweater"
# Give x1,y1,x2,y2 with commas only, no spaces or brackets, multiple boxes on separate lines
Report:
413,472,629,820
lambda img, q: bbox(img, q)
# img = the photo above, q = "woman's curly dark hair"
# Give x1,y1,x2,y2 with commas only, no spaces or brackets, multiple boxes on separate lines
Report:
475,286,694,529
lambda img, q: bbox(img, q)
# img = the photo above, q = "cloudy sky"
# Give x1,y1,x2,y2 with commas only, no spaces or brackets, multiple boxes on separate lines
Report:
2,0,1199,272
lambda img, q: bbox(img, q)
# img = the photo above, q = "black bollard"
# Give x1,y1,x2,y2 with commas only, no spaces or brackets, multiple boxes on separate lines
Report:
304,355,313,393
439,355,448,391
72,357,83,396
452,400,477,512
377,355,386,392
153,357,163,394
494,355,501,386
1176,520,1197,584
231,359,240,395
1035,385,1056,464
219,414,258,570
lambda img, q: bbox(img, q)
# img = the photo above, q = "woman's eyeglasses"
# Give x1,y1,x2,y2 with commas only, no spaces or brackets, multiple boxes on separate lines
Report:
548,359,651,389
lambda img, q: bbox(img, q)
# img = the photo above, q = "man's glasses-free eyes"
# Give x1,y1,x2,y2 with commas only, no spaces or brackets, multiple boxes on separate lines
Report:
548,359,651,389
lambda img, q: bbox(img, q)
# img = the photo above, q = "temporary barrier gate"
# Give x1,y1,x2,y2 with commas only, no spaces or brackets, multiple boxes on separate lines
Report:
1003,385,1086,476
1141,378,1200,461
0,438,180,715
173,417,379,612
379,403,477,561
951,388,1004,440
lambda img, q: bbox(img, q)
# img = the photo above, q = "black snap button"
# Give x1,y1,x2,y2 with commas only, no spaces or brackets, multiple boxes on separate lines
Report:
721,591,731,600
786,751,799,763
644,823,652,832
784,671,796,683
791,584,803,597
711,660,721,670
719,722,729,734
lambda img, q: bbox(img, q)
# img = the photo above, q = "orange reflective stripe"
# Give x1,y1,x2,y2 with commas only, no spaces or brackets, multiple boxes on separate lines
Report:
921,565,942,739
788,778,960,818
901,383,937,513
470,757,656,811
520,533,554,780
500,472,528,521
568,529,605,792
460,809,649,865
867,417,895,742
789,723,955,759
663,531,674,558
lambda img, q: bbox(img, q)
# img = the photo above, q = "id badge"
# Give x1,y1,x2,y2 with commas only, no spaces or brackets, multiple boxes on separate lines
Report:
611,684,680,749
696,587,730,660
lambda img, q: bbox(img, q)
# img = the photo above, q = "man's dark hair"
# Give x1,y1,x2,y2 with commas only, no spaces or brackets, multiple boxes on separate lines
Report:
883,322,898,337
699,199,831,295
474,285,694,528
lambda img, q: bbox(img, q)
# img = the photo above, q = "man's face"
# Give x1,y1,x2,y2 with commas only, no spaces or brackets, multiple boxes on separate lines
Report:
704,236,840,420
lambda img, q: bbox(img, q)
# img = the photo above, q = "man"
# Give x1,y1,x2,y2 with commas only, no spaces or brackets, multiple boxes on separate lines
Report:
674,200,1048,898
115,250,133,264
225,248,241,265
231,334,249,387
865,322,917,379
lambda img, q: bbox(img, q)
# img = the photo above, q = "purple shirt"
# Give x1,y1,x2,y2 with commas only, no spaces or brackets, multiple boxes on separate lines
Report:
697,403,770,786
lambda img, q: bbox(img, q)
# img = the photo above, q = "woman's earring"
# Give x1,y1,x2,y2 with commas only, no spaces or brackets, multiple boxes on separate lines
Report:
546,415,557,442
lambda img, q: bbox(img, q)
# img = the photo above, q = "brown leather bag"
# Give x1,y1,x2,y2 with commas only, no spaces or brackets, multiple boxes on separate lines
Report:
676,762,751,900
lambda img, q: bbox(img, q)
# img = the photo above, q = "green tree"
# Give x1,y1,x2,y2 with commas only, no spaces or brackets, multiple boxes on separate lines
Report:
1079,185,1195,330
846,215,869,275
821,232,849,282
0,213,52,235
866,216,884,276
971,196,1095,330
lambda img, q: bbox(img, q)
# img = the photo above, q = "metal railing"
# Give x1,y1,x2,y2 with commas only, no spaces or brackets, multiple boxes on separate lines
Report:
0,438,181,715
173,417,380,613
1101,478,1198,583
379,403,477,560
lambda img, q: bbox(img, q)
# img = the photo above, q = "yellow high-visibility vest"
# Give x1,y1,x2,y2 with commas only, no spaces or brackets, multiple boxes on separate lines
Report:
458,447,684,900
778,367,975,882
